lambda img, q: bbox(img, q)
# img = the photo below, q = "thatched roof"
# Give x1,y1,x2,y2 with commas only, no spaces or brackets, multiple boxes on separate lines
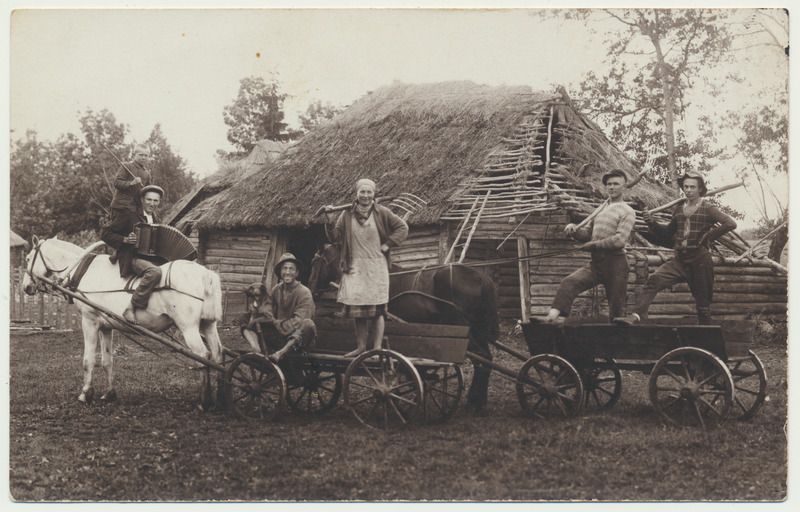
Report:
10,230,27,248
165,139,290,226
187,81,675,230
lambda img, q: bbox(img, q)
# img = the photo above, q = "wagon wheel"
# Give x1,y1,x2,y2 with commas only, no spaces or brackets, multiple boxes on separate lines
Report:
224,353,286,421
344,349,424,430
580,356,622,410
286,367,343,415
422,364,464,423
564,342,622,411
727,350,768,421
516,354,584,419
648,347,733,428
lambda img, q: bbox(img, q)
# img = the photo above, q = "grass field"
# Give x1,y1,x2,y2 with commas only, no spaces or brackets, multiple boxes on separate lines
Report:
8,320,788,502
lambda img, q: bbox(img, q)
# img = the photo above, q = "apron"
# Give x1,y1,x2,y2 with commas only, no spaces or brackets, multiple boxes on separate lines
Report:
337,214,390,306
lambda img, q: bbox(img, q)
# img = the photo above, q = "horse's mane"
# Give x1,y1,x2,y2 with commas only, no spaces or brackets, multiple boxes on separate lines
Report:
45,238,85,255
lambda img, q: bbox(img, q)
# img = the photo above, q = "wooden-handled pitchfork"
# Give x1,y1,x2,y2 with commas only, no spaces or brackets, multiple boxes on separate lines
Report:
315,192,429,221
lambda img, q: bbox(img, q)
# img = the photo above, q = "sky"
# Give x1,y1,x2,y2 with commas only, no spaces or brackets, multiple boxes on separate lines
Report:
1,2,797,508
4,3,792,220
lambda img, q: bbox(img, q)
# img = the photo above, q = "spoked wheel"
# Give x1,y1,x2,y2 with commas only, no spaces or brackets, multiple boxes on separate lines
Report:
224,353,286,421
648,347,734,428
421,364,464,423
344,349,424,430
286,367,343,415
727,350,768,421
566,343,622,411
516,354,584,419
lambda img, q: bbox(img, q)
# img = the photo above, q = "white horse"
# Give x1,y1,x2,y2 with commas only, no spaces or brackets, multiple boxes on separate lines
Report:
22,236,225,409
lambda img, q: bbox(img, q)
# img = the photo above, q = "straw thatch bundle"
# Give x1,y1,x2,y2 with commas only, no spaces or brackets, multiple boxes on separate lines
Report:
188,81,675,230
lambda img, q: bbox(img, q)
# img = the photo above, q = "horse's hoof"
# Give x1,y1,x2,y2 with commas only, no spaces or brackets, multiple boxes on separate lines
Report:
78,388,94,404
100,390,117,402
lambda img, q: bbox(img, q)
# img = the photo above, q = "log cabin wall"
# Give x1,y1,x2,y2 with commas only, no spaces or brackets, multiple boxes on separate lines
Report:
199,229,274,322
513,211,788,321
640,256,787,321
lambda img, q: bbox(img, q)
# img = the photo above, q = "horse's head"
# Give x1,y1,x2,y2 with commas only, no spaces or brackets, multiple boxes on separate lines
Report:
22,236,77,295
308,244,342,297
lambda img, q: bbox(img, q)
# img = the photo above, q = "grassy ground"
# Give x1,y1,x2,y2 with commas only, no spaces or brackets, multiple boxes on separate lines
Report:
8,320,787,502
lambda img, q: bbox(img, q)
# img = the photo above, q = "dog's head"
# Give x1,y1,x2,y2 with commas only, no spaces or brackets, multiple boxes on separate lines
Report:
245,282,268,310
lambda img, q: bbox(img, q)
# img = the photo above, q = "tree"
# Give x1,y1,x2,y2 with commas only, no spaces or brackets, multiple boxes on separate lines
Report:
298,100,343,132
10,109,198,242
10,130,57,240
562,9,734,188
145,123,196,208
222,74,302,153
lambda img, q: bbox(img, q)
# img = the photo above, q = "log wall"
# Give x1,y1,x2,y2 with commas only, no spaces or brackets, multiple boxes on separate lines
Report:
202,212,787,325
200,229,273,322
514,211,787,321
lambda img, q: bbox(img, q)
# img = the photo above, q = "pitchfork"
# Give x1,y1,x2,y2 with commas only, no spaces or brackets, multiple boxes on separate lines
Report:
315,192,429,221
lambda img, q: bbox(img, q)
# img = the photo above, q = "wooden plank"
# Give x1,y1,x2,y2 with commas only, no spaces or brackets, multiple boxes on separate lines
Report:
521,322,730,361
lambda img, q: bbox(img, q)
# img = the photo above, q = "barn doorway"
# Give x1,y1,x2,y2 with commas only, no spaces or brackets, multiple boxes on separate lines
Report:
282,225,327,286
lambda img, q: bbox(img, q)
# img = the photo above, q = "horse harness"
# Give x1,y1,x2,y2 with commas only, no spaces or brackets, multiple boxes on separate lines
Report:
29,241,204,303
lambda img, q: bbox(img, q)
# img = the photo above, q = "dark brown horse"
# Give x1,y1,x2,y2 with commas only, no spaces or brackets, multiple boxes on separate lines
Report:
308,244,499,410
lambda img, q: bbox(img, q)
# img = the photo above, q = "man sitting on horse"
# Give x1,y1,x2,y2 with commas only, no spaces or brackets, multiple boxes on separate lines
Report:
101,184,165,323
240,253,316,361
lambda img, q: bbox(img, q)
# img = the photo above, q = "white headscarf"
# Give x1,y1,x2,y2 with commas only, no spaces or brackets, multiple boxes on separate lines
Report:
355,178,377,195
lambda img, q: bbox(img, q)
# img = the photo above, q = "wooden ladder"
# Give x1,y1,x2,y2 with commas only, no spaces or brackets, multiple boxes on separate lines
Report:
443,191,491,264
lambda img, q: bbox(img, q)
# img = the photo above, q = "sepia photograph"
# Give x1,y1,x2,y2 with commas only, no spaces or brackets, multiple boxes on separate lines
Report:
4,1,791,505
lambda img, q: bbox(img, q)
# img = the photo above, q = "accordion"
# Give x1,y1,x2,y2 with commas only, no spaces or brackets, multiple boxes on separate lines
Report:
134,224,198,262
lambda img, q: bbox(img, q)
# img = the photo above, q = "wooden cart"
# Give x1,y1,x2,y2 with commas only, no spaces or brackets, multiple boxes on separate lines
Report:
226,317,470,430
516,318,768,428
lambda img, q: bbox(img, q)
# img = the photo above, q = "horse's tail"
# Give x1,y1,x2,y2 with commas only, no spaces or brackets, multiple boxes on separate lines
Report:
201,268,223,321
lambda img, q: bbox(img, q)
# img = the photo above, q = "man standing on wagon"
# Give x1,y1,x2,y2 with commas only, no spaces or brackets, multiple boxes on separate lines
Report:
543,169,636,324
615,171,736,326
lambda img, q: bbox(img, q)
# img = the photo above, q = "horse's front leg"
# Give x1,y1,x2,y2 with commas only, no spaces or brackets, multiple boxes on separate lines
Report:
99,327,117,402
78,317,99,404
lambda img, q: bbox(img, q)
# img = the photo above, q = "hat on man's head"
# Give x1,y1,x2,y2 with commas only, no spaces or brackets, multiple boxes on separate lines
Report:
140,185,164,198
134,143,150,155
677,171,708,196
602,169,628,185
274,253,303,277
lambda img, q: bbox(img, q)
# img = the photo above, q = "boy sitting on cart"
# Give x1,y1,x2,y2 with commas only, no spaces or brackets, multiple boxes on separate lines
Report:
239,253,316,361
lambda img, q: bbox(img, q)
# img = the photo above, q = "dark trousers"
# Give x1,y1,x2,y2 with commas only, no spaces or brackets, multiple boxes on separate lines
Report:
130,257,162,310
241,317,317,355
632,248,715,324
551,251,630,322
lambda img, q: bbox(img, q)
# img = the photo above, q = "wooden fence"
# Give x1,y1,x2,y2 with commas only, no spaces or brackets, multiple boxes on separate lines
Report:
10,267,82,330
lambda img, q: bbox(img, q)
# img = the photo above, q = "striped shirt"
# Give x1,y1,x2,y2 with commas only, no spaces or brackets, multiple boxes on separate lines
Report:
575,201,636,254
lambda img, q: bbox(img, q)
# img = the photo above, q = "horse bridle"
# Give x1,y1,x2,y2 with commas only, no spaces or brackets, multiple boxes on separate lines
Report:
26,240,68,293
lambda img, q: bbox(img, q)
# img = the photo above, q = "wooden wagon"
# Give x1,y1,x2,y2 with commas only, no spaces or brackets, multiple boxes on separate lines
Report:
516,318,768,428
225,317,471,429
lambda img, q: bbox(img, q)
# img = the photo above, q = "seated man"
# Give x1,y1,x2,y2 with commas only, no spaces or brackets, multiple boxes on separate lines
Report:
100,184,165,323
240,253,316,361
543,169,636,324
615,171,736,325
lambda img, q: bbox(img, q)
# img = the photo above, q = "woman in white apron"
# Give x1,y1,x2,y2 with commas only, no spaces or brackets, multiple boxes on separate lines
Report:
325,178,408,357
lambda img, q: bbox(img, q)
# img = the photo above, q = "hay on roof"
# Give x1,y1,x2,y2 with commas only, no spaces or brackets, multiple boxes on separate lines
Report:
191,81,675,231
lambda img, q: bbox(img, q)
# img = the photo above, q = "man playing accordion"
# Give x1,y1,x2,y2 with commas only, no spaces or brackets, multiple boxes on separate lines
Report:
101,184,165,323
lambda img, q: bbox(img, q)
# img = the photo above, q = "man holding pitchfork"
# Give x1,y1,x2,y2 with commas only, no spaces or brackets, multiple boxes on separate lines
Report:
542,169,636,324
